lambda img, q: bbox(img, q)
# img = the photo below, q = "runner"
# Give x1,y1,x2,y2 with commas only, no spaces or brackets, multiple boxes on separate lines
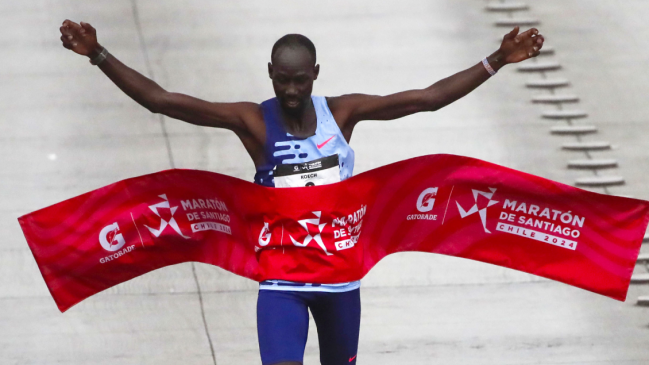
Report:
59,19,543,365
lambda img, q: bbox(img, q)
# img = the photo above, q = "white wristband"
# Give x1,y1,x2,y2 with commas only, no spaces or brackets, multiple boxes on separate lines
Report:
482,57,497,76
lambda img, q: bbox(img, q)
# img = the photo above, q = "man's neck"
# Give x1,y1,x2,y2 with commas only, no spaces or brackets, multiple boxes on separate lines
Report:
280,98,317,137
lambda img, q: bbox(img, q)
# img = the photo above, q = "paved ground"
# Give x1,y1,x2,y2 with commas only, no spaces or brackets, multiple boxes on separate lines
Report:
2,0,648,364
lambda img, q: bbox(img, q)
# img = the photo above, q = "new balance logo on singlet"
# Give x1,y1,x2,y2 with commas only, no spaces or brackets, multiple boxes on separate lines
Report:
273,140,309,164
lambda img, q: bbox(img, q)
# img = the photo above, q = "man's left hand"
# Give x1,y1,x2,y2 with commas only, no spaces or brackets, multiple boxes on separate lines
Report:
498,26,545,64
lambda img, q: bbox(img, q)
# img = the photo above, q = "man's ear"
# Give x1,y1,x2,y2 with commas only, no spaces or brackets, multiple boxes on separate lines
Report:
268,62,273,79
313,64,320,80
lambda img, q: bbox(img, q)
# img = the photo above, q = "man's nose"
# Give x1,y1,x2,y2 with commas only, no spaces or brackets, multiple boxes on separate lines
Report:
285,87,298,96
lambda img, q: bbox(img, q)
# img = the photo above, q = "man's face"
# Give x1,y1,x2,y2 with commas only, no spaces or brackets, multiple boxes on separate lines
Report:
268,46,319,114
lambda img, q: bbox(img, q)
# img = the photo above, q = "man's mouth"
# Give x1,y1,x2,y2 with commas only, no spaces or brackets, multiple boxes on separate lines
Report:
285,99,300,108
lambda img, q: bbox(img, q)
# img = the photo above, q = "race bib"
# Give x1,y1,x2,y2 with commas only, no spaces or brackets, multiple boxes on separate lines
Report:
274,155,341,188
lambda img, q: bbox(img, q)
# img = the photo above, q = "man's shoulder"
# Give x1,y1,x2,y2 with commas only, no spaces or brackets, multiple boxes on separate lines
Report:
325,93,374,106
224,101,264,132
324,94,376,116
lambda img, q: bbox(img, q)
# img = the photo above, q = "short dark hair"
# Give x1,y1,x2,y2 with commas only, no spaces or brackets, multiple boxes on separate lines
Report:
271,34,316,64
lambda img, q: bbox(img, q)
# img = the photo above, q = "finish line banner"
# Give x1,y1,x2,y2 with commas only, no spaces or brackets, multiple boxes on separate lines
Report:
18,154,649,312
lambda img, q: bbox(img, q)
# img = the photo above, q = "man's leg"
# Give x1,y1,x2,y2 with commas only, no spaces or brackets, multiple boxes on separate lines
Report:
257,290,310,365
309,289,361,365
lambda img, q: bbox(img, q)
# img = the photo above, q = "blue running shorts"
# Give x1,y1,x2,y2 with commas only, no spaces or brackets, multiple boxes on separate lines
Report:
256,288,361,365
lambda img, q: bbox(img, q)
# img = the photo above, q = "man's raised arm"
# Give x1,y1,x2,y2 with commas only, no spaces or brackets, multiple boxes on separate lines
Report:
59,20,257,132
329,27,544,131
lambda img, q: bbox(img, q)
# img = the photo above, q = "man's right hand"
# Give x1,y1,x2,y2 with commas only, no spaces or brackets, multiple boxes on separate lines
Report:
60,20,101,58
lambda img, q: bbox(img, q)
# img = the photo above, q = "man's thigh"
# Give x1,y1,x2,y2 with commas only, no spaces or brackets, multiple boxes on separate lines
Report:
309,289,361,365
257,290,310,365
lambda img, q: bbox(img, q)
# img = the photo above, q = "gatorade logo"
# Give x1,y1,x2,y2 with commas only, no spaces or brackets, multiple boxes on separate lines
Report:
416,187,438,212
98,222,126,252
258,222,271,246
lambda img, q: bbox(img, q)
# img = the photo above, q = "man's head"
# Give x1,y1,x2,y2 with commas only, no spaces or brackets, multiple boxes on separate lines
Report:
268,34,319,114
